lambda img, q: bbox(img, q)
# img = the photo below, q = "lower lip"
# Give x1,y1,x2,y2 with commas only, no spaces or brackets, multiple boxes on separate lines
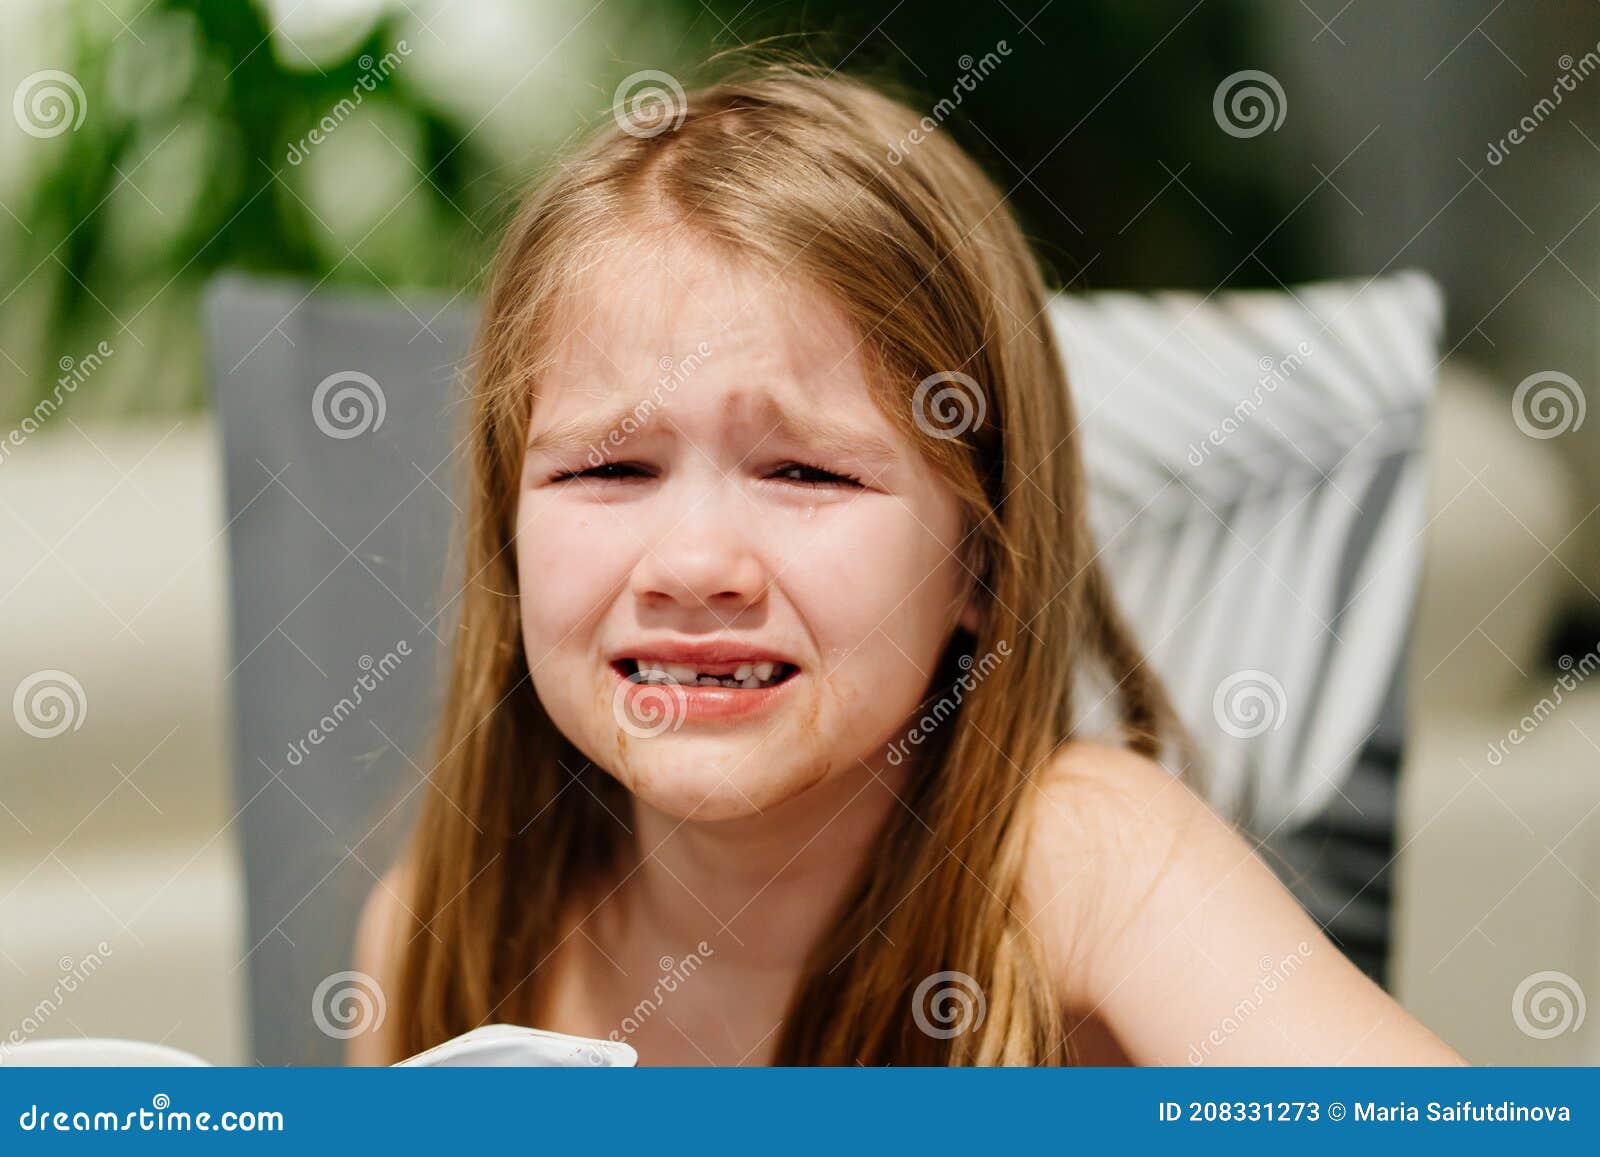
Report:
610,664,798,723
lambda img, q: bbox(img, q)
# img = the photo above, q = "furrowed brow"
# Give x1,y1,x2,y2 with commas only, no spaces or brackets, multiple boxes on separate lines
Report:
524,398,899,464
524,400,657,457
765,407,898,464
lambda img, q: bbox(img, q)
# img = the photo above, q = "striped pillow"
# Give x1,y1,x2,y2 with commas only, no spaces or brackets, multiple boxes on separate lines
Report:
1050,270,1444,833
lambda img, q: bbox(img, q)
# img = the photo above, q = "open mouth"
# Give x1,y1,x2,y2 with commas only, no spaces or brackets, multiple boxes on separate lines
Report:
611,658,799,690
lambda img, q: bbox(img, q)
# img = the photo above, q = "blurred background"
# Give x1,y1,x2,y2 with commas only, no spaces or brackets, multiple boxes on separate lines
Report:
1,0,1598,1065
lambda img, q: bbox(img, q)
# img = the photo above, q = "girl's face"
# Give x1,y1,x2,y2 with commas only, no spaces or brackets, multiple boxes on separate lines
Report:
516,237,979,821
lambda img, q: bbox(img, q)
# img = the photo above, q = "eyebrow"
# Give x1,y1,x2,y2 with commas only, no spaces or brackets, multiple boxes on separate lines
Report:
525,396,899,464
524,401,648,458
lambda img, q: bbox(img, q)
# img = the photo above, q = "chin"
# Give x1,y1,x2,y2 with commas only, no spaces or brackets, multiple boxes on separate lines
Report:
608,741,833,822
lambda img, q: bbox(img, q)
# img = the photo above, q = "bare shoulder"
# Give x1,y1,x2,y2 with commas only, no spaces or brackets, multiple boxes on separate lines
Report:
1018,741,1210,1000
1019,741,1467,1064
347,859,417,1065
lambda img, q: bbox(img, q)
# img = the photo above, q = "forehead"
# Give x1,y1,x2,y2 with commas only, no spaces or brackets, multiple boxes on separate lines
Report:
531,232,892,439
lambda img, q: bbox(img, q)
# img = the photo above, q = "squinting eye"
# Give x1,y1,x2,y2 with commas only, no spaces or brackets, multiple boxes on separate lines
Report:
771,461,864,487
550,462,650,483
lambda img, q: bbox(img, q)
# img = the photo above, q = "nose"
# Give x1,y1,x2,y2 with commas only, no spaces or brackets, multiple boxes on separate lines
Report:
628,487,770,615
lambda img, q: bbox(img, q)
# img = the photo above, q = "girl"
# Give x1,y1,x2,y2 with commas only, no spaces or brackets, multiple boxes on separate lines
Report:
350,61,1465,1066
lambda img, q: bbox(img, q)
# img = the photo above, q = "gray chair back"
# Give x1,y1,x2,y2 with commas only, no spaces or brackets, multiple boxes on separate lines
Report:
209,275,473,1064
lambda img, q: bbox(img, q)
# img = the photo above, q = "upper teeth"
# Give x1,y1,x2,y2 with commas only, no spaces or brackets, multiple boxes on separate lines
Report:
631,660,782,688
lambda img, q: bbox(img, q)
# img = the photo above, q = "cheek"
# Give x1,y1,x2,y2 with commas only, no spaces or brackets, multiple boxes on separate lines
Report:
514,500,632,647
780,497,966,688
515,499,636,766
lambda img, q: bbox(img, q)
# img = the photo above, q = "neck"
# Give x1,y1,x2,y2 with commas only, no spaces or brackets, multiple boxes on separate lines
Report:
623,753,911,975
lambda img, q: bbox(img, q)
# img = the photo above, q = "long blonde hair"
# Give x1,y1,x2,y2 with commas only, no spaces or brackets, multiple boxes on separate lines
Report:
390,58,1194,1065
